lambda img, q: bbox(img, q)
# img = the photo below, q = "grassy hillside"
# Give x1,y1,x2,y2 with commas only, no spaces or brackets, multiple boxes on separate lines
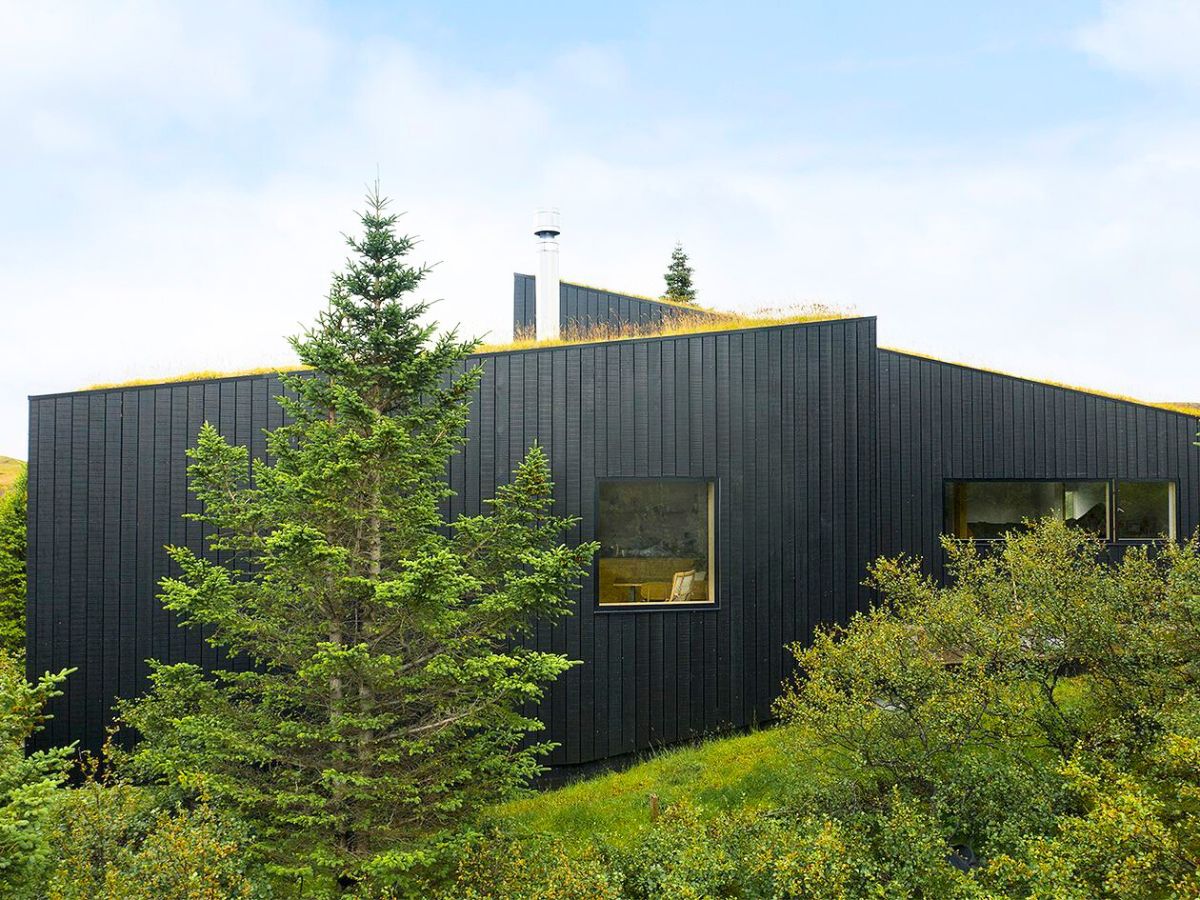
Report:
0,457,22,497
493,680,1089,849
491,726,797,849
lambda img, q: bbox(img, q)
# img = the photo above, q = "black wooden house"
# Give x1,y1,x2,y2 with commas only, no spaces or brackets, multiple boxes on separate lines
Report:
26,275,1200,767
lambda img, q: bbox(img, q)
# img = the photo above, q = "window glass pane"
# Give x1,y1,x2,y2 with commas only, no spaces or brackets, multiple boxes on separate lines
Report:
945,481,1108,539
597,481,713,605
1117,482,1175,540
1063,482,1109,537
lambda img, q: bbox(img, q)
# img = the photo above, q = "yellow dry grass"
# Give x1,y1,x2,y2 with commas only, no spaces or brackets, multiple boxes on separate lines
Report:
477,303,852,354
80,305,850,390
84,365,304,392
0,457,23,497
73,307,1196,423
884,346,1200,418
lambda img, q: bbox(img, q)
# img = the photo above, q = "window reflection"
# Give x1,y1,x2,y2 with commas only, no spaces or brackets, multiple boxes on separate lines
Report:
1116,482,1176,540
944,481,1109,540
597,480,715,605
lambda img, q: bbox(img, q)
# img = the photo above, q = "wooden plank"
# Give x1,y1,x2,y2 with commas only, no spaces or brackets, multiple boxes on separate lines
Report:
118,391,140,705
579,347,597,761
67,396,88,737
563,348,582,765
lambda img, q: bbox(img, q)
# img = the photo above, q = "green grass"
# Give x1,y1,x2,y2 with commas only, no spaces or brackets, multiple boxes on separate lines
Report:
490,725,796,849
0,457,22,497
492,675,1093,851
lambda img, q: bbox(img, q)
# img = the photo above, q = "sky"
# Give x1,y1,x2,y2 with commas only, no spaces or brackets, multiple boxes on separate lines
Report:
1,0,1199,458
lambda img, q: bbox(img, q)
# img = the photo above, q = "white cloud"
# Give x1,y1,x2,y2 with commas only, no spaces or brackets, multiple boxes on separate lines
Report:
551,44,629,91
2,2,1200,459
1076,0,1200,87
0,0,333,132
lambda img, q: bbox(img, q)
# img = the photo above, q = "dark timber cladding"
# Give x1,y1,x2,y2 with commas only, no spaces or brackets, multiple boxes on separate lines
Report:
26,316,880,764
512,274,719,337
878,349,1200,579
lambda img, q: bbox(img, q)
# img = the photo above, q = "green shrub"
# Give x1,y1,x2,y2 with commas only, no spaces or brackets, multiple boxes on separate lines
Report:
439,828,620,899
45,773,262,900
0,469,26,654
775,518,1200,894
0,649,72,898
438,795,985,899
427,521,1200,897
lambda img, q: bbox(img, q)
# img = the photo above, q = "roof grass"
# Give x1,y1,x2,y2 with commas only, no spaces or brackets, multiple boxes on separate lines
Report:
477,303,852,354
883,345,1200,419
68,284,1198,422
84,365,300,392
78,303,851,391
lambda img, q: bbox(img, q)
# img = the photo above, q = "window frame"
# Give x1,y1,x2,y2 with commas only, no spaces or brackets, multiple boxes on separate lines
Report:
592,476,719,613
1114,478,1179,543
942,477,1179,544
942,478,1112,542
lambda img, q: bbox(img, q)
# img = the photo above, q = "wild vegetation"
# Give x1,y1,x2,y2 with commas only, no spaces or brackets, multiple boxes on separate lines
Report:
0,457,21,497
481,302,850,354
419,519,1200,898
0,467,25,654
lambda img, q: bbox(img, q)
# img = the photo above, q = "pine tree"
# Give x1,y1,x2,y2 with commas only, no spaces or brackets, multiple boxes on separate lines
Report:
0,469,26,655
118,189,596,891
0,648,73,896
663,242,697,304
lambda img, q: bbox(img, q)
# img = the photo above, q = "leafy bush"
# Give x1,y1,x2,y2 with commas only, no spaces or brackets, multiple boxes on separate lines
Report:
0,469,26,654
0,652,261,899
0,649,72,897
46,781,260,900
444,829,620,900
435,796,988,898
432,520,1200,897
775,518,1200,895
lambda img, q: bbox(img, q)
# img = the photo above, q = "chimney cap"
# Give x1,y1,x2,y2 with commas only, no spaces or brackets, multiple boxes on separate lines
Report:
534,208,561,238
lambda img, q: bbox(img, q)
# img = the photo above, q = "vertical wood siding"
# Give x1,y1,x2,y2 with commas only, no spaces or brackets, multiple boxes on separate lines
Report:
27,317,879,764
877,349,1200,580
512,274,720,338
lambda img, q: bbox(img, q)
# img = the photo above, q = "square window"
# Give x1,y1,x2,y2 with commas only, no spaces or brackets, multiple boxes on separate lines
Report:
597,480,715,606
1116,482,1176,540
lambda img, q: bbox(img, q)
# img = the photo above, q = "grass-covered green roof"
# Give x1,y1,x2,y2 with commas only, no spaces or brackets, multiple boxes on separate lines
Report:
72,281,1198,422
883,346,1200,418
82,301,852,390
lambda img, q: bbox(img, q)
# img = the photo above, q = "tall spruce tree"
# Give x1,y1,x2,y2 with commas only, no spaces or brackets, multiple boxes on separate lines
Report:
663,242,697,304
0,469,26,655
118,189,595,892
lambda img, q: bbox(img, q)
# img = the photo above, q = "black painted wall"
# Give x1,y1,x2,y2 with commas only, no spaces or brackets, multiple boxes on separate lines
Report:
878,349,1200,579
29,326,1198,765
513,274,717,339
28,316,880,765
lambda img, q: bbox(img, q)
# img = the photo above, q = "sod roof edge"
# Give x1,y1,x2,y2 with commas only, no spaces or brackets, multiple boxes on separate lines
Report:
880,347,1200,421
35,315,872,400
32,320,1196,422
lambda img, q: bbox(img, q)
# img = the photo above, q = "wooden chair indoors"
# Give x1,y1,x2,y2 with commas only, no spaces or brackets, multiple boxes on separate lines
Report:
667,569,696,602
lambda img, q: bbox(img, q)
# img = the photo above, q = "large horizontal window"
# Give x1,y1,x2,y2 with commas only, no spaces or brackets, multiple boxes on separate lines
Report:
944,481,1109,540
597,479,715,606
1116,481,1176,540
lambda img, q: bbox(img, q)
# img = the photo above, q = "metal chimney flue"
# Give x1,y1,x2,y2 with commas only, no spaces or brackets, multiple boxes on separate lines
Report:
534,208,561,341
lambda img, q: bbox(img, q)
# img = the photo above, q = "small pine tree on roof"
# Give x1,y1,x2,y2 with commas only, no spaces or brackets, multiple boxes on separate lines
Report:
663,242,696,305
